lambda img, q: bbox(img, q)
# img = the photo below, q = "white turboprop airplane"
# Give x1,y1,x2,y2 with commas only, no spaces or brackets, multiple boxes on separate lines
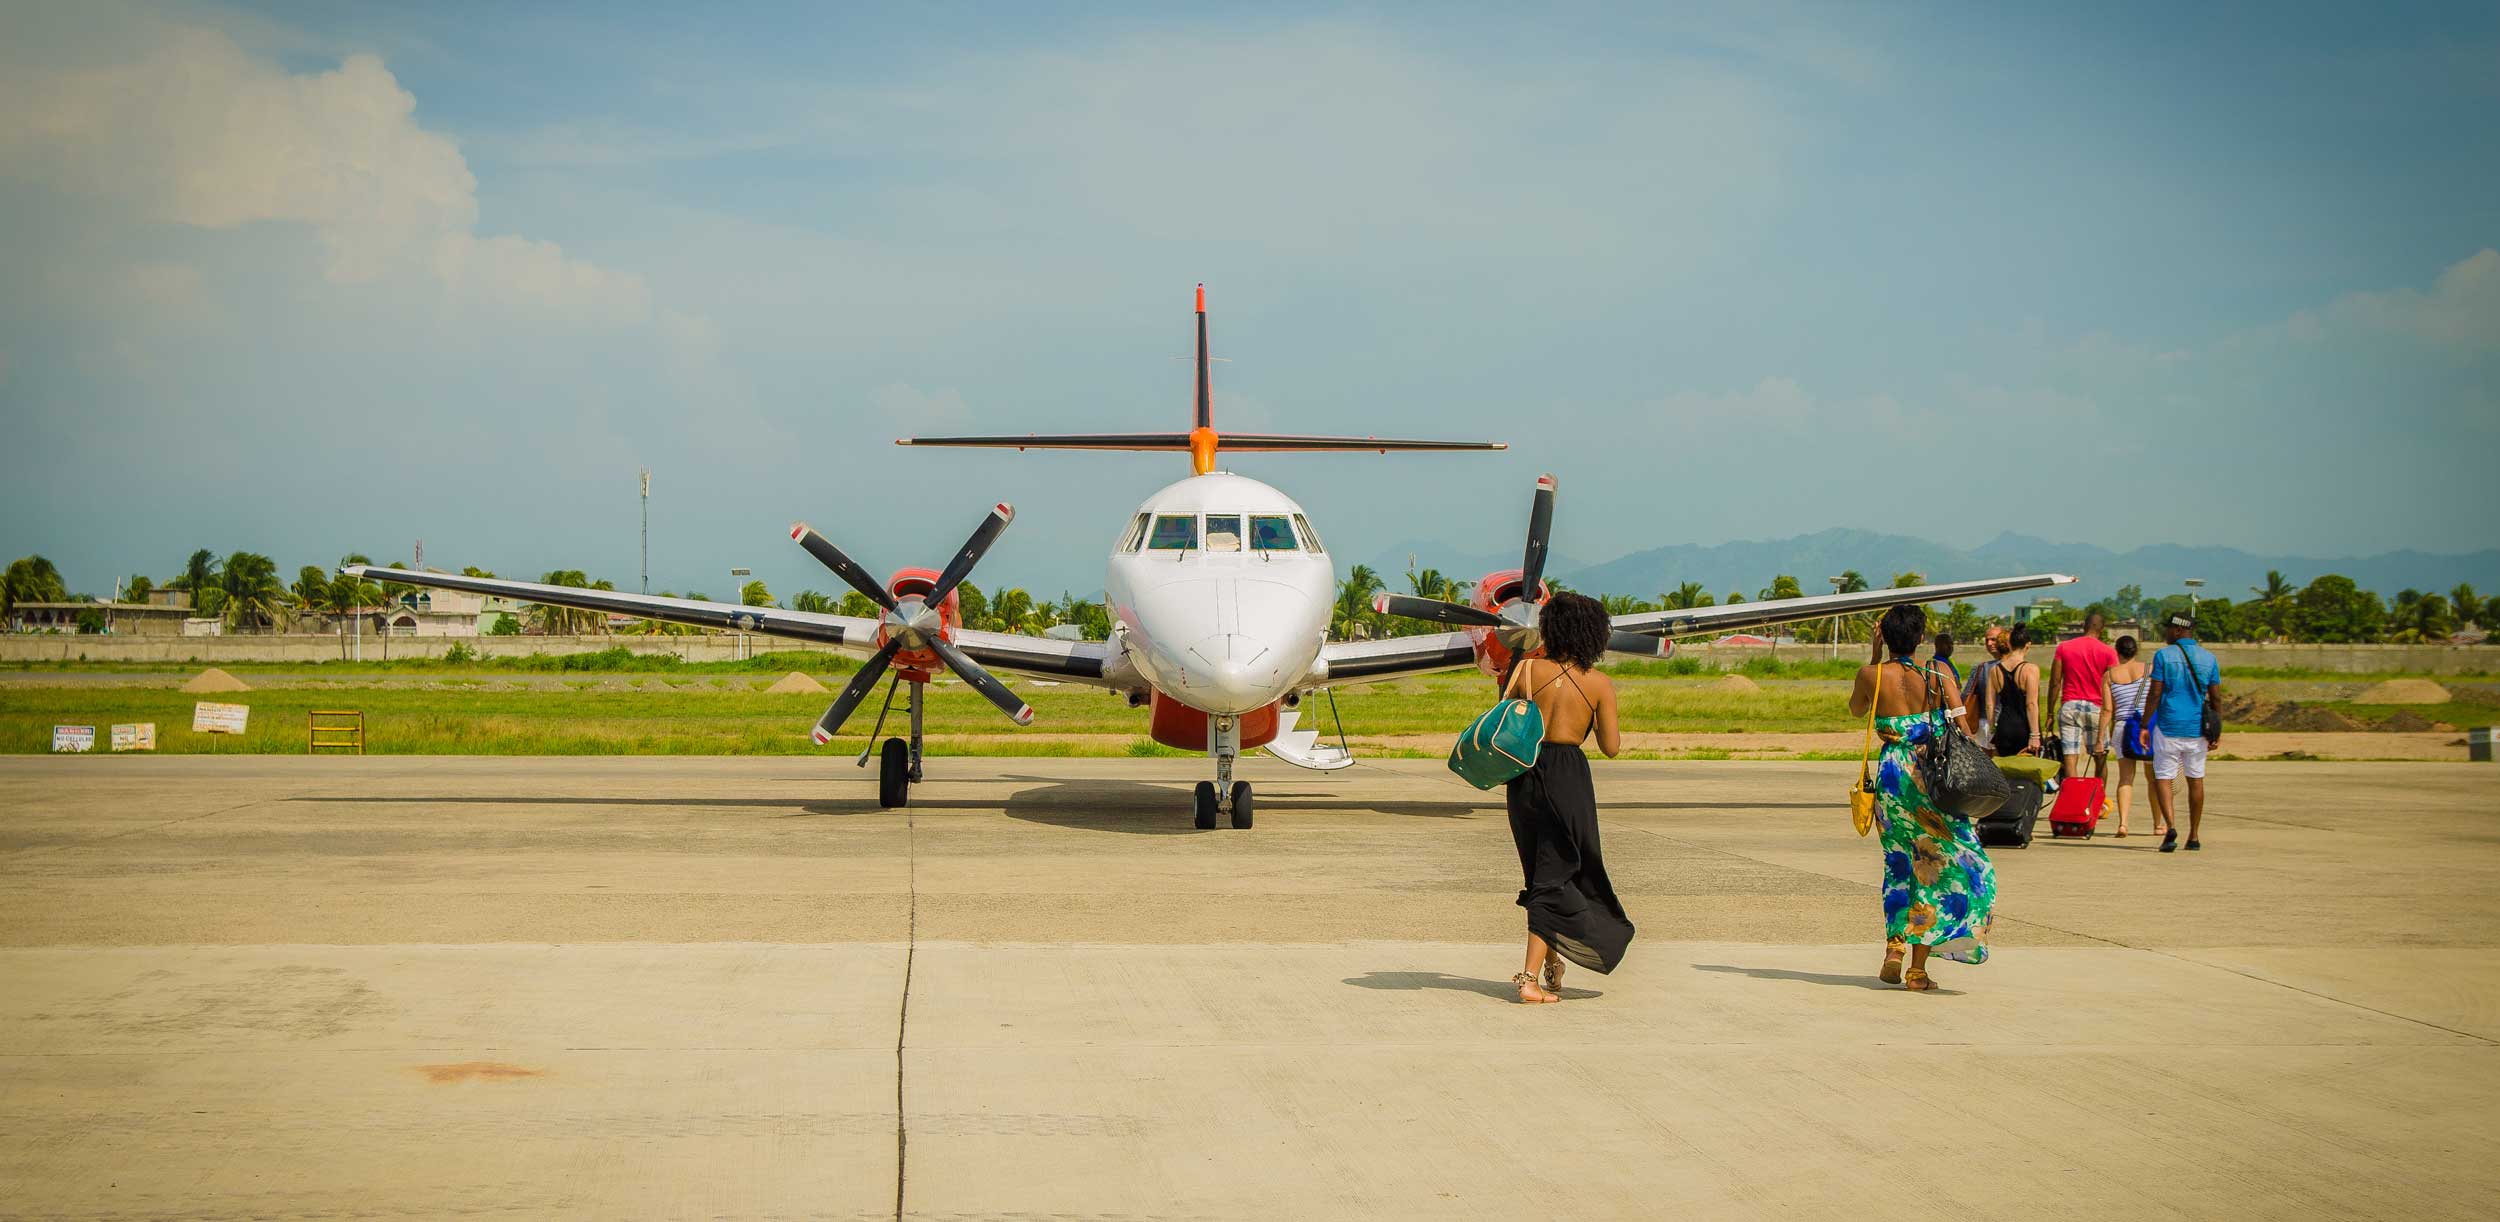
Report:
350,287,2073,828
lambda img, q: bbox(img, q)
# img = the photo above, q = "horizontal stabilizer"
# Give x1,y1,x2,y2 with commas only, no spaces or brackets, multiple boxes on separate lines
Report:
899,432,1504,452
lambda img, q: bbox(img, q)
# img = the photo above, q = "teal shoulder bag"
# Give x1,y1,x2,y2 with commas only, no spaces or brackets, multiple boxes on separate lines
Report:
1448,660,1546,790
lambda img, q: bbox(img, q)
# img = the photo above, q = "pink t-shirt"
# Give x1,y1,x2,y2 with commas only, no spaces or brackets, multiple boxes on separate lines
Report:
2053,635,2120,705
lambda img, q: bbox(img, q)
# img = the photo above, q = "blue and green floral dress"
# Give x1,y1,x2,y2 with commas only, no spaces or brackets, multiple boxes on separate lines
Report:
1875,709,1997,964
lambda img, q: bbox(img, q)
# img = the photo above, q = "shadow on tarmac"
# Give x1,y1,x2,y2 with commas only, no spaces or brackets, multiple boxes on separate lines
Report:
1692,962,1961,994
1342,970,1602,1002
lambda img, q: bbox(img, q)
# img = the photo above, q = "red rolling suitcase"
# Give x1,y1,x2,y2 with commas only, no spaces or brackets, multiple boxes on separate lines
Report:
2048,753,2106,839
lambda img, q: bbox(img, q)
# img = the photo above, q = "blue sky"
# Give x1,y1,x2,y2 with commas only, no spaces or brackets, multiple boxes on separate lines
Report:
3,1,2494,602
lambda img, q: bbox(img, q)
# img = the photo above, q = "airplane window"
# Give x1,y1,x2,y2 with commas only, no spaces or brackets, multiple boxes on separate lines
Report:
1204,514,1244,552
1147,514,1199,550
1120,513,1150,552
1250,515,1297,551
1292,513,1326,553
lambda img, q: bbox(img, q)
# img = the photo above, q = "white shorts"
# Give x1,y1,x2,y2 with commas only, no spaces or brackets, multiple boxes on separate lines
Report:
2151,728,2208,780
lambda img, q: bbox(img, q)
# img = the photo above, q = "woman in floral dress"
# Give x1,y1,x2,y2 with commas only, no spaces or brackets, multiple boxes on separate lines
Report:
1849,604,1998,991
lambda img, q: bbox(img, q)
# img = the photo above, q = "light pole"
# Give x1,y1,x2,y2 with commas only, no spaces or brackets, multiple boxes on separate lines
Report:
2184,578,2205,619
729,567,752,660
1827,576,1845,660
640,467,651,595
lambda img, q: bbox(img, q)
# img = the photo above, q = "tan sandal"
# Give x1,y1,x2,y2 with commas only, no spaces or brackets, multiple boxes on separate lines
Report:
1880,940,1906,985
1902,966,1936,992
1542,953,1565,999
1512,972,1558,1004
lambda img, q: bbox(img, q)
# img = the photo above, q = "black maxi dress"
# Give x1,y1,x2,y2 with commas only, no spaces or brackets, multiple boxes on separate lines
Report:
1504,726,1636,974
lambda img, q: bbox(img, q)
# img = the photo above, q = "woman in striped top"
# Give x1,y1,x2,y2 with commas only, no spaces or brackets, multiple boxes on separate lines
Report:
2102,635,2155,837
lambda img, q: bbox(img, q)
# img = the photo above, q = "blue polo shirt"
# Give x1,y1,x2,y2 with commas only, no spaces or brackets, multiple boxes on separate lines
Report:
2149,638,2220,737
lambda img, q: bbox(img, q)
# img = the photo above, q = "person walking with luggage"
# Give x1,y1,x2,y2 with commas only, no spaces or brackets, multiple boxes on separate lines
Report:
2141,613,2223,852
1849,604,1997,991
1967,626,2008,745
2047,610,2120,781
1984,624,2042,760
2104,635,2157,837
1498,593,1631,1003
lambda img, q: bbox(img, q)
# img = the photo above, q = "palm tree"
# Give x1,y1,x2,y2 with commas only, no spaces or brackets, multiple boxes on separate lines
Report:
292,565,332,610
122,574,154,604
1600,592,1648,617
2251,570,2295,641
2451,583,2481,630
1406,567,1472,604
1662,581,1713,610
837,591,881,619
3,555,69,616
993,587,1035,634
1333,565,1385,640
1837,570,1869,594
1890,570,1926,588
218,551,292,631
790,589,834,614
530,570,606,635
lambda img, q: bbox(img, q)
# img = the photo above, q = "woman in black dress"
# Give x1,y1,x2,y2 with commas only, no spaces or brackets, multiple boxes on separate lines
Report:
1502,593,1632,1003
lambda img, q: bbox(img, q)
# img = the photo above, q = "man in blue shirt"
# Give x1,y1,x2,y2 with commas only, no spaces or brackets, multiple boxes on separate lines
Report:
2139,612,2222,853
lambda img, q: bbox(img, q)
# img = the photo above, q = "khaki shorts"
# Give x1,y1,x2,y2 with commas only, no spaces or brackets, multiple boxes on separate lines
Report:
2057,700,2102,752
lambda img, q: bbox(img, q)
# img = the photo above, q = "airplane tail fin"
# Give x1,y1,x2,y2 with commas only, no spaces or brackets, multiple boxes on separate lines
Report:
896,284,1505,475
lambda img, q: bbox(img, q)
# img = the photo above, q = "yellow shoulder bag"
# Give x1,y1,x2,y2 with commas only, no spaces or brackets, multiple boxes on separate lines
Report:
1849,664,1880,836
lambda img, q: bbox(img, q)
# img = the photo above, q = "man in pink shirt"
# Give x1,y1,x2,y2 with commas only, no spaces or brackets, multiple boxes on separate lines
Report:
2046,610,2120,779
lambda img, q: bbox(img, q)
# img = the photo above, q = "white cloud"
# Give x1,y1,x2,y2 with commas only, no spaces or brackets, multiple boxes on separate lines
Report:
2328,248,2500,351
0,18,656,326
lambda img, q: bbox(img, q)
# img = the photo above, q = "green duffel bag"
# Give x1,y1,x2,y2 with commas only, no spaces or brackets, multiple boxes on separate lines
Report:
1449,662,1545,790
1995,754,2059,783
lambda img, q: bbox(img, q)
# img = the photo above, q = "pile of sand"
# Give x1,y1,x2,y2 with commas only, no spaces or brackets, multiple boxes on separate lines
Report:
180,668,251,693
2265,702,2361,732
2379,709,2439,732
2220,691,2277,723
1708,674,1763,694
764,671,829,694
2354,678,2450,705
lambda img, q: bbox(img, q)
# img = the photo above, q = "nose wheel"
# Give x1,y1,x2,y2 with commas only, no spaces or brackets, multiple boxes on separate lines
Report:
1191,779,1254,830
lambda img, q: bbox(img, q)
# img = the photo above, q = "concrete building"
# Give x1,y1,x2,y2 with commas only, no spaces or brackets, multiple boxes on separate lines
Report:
6,601,195,635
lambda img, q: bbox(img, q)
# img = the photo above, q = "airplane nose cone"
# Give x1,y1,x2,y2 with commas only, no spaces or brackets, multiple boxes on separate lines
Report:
1181,634,1283,713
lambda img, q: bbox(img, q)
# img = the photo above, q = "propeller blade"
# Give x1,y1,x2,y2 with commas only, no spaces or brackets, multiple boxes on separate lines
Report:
1518,474,1556,596
1607,630,1669,658
790,522,897,613
810,640,903,743
927,635,1035,726
925,503,1013,609
1373,593,1504,628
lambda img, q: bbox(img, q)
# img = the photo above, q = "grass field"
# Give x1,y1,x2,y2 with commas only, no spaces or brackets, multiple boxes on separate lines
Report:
5,662,2493,757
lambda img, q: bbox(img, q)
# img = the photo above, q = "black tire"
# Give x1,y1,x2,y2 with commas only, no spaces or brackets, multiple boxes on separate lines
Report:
879,738,911,809
1228,781,1253,829
1193,781,1219,830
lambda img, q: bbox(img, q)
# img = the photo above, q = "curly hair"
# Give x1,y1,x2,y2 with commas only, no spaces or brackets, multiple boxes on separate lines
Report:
1538,591,1612,670
1879,603,1927,659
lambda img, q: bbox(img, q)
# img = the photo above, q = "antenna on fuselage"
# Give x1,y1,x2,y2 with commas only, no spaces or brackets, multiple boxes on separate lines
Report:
895,284,1507,473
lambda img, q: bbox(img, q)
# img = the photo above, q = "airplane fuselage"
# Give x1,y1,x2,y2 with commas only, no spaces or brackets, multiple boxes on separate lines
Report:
1105,471,1335,719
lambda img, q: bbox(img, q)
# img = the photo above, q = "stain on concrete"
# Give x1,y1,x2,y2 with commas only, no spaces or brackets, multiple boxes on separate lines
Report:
412,1061,545,1085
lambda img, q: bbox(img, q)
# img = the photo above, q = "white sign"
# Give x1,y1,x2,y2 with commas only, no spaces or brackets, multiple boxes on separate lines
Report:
52,725,96,753
192,702,249,735
110,723,157,752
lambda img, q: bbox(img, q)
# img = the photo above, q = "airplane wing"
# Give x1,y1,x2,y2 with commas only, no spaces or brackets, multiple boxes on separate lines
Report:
1609,573,2076,638
1313,631,1484,685
340,565,1126,686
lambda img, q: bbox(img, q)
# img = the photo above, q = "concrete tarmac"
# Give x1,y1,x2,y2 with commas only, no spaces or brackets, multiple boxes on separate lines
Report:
2,755,2495,1219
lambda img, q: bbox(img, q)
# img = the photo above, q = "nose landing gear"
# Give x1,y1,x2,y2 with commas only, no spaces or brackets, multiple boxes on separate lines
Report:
863,675,926,809
1195,714,1253,829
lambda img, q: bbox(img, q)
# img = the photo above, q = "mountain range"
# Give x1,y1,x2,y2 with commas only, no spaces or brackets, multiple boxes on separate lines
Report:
1366,530,2498,609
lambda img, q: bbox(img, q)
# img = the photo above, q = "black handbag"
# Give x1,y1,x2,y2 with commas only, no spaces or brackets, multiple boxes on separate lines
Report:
1911,660,2011,820
2171,643,2222,743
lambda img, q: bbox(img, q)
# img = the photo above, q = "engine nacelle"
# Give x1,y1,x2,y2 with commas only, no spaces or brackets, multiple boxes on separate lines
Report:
880,566,960,679
1148,692,1281,752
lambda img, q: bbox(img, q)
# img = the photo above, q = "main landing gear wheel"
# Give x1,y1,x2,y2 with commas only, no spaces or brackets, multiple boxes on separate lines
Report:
1228,781,1253,829
878,737,911,809
1193,781,1219,830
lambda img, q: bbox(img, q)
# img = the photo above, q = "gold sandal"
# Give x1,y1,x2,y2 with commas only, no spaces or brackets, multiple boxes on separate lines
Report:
1542,953,1565,999
1902,966,1936,992
1880,940,1906,985
1512,972,1558,1004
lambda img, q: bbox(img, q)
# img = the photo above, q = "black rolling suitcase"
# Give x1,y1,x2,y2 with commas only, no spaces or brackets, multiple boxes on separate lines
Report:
1978,776,2044,848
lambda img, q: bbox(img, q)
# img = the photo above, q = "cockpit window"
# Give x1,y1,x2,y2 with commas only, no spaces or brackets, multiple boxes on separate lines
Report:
1292,513,1325,553
1147,514,1200,550
1203,514,1243,552
1119,513,1150,553
1250,515,1297,551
